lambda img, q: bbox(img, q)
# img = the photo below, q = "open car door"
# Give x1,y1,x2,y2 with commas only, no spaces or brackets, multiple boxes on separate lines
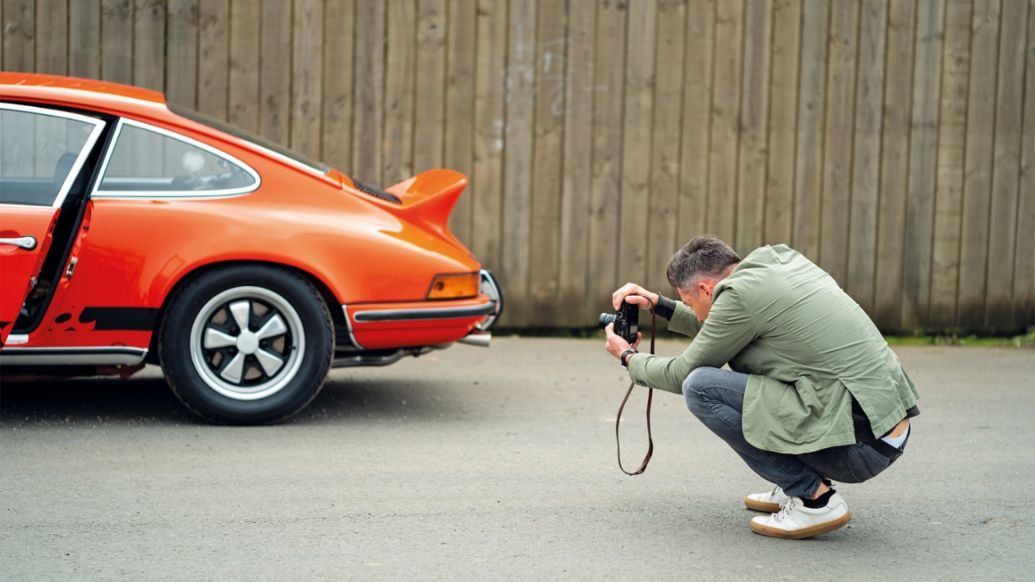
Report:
0,103,106,348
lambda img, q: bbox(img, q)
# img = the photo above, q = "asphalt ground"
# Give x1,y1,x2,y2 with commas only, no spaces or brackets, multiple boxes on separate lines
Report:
1,338,1033,581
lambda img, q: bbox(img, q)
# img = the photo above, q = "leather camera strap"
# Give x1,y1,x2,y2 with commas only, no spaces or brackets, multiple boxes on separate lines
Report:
616,300,656,476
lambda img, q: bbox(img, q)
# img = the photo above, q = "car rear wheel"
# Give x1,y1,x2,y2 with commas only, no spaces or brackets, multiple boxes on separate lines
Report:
159,266,333,424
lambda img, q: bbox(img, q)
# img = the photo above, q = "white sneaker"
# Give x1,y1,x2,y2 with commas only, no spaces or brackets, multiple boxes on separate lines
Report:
749,493,852,539
744,485,789,513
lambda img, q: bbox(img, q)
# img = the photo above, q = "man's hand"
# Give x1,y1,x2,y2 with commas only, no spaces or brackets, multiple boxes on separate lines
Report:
612,282,659,310
604,322,641,361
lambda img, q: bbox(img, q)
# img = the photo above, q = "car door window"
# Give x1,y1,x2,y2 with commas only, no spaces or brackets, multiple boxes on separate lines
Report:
0,105,102,206
96,121,258,196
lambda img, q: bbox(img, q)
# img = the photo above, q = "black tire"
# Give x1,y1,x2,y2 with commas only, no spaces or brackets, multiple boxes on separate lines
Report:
159,265,333,424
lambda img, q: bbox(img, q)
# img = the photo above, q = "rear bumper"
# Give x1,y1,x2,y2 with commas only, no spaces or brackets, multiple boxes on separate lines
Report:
353,302,495,322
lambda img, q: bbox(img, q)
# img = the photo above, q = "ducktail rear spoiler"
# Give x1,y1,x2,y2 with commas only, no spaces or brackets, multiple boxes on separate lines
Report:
384,170,467,236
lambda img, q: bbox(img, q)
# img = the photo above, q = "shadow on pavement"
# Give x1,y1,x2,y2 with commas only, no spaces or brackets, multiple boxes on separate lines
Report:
0,369,462,427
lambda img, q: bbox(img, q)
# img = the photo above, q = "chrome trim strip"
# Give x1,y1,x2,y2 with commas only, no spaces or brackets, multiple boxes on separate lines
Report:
341,305,365,350
90,118,261,200
0,346,147,366
353,303,496,323
0,102,107,209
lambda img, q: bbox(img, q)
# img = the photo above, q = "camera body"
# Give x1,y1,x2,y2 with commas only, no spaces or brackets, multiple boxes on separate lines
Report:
598,301,639,343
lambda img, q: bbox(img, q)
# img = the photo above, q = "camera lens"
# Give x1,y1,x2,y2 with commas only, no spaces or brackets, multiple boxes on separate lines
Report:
598,313,616,329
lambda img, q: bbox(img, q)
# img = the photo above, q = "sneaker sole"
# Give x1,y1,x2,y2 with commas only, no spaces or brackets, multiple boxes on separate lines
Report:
749,511,852,539
744,497,782,513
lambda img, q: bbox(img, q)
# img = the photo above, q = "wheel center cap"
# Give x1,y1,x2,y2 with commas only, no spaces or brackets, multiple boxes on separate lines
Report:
237,332,259,355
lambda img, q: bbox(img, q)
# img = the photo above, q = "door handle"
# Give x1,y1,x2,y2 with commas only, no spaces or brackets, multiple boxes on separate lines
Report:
0,236,37,250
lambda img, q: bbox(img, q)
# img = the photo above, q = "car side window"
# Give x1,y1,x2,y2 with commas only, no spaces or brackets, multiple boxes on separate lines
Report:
0,107,99,206
97,121,258,195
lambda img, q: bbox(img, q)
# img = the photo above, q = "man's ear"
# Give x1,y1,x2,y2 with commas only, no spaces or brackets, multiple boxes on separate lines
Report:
698,278,713,299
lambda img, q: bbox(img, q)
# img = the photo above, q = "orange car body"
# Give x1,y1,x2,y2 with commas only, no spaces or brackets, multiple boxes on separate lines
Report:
0,73,498,367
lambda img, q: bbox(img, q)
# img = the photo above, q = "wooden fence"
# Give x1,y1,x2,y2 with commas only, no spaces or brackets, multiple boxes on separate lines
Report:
2,0,1032,333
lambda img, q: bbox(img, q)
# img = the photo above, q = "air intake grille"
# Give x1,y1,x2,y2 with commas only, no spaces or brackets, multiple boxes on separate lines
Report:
352,179,402,204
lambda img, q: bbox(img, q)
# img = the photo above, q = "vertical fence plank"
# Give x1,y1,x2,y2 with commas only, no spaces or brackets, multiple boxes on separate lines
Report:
100,0,131,84
471,0,506,271
958,0,1001,331
646,0,686,294
352,0,385,182
733,0,771,257
500,0,536,326
588,0,627,316
677,0,713,248
132,0,165,92
527,0,566,326
413,0,446,172
791,0,828,262
2,0,34,71
930,0,971,331
320,0,354,171
984,0,1029,331
35,0,66,74
228,0,260,133
873,0,916,331
290,0,322,160
166,0,198,108
258,0,289,145
705,0,743,244
847,0,887,316
558,0,596,325
383,0,416,183
68,0,101,78
198,0,229,119
444,0,476,242
819,0,858,284
901,0,943,332
763,0,799,246
1016,0,1035,331
617,0,656,287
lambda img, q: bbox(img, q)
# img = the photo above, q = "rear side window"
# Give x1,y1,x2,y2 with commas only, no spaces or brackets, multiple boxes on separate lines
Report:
96,121,258,196
0,105,104,206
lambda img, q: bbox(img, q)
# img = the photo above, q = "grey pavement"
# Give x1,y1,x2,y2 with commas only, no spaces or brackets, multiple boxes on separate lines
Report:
1,338,1033,581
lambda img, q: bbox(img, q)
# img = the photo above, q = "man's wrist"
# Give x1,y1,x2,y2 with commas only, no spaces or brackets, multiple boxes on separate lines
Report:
620,348,638,369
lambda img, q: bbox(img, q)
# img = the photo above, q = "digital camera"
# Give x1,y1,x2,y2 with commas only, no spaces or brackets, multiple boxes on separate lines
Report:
598,301,639,343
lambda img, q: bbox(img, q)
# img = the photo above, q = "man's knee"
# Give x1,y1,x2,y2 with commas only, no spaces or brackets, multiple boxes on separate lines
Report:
682,367,724,412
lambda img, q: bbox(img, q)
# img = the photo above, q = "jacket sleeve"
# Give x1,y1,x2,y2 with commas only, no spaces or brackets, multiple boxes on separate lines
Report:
667,301,702,337
627,288,758,394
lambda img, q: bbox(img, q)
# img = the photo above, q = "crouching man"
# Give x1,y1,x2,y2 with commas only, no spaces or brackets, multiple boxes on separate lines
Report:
604,235,918,539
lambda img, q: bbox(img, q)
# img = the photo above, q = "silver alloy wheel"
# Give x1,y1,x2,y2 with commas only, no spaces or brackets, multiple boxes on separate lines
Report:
188,286,306,401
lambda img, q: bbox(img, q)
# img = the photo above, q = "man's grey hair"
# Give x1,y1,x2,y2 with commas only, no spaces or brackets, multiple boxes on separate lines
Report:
666,235,741,291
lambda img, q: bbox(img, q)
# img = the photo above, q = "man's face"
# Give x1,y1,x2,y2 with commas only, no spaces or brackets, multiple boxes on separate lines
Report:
678,279,716,322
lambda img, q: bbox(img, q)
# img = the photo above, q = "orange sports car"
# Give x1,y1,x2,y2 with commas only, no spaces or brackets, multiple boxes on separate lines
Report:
0,73,502,423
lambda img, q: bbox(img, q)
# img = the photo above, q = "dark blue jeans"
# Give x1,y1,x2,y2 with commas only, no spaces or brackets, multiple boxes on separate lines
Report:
682,367,901,499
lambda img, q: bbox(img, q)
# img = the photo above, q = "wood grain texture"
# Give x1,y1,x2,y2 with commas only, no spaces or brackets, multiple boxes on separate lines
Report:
258,0,290,145
68,0,101,78
617,0,656,287
384,0,416,184
320,0,355,171
647,0,687,294
847,0,887,316
818,0,858,284
901,0,943,332
132,0,164,92
873,0,916,330
527,0,567,326
198,0,229,119
352,0,385,182
705,0,743,244
289,0,322,160
165,0,198,107
791,0,828,262
558,0,596,325
3,0,34,71
444,0,476,243
678,0,714,248
984,0,1029,331
413,0,446,173
228,0,260,133
1015,0,1035,330
471,0,506,270
733,0,770,257
35,0,66,75
958,0,1001,331
763,0,799,247
100,0,132,84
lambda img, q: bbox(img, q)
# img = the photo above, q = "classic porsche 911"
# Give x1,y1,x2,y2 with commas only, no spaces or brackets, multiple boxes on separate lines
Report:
0,73,502,423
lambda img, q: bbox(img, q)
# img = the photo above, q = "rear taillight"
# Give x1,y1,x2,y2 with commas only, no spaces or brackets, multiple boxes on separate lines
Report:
426,273,479,300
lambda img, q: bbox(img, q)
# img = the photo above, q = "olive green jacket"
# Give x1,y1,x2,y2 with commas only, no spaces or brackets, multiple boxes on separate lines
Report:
627,244,919,455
